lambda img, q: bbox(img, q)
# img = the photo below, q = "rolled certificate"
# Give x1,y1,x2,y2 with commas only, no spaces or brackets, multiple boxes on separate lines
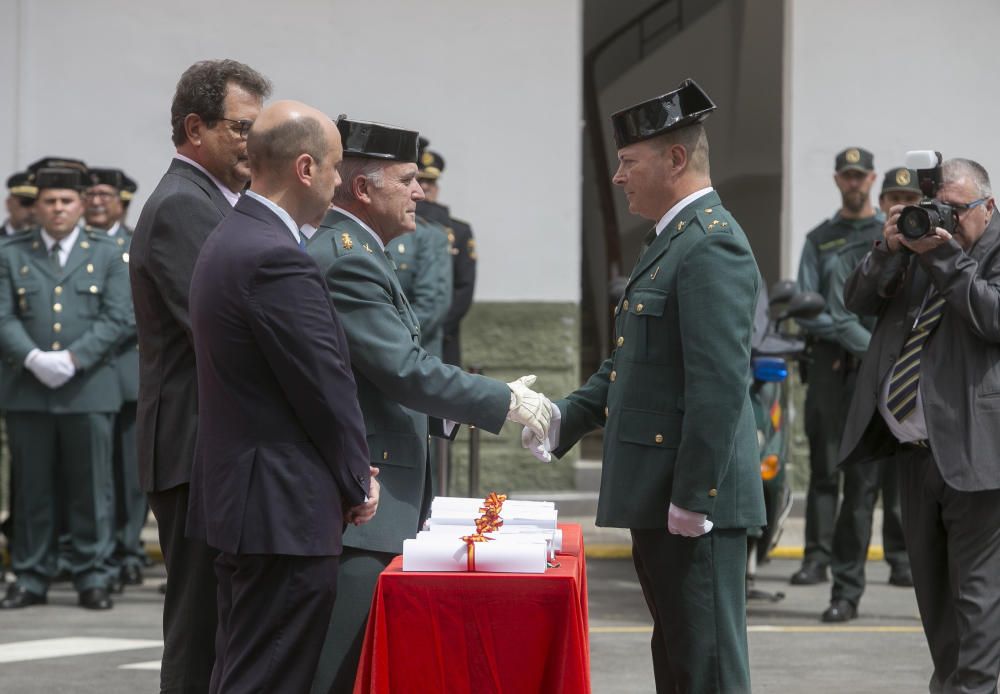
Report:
402,537,548,573
428,507,558,530
421,525,563,552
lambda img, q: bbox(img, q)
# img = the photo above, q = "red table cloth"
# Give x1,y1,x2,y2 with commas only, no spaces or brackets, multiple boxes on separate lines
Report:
353,523,590,694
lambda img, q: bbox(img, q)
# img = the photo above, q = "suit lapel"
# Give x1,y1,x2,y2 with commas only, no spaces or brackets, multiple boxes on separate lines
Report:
169,159,235,218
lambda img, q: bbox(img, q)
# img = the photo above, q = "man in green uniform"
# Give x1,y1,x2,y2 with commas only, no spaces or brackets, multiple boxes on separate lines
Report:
1,171,36,548
84,167,146,588
414,144,476,367
819,167,921,621
526,79,763,694
391,211,452,359
0,166,130,610
790,148,887,586
3,172,36,236
306,117,552,694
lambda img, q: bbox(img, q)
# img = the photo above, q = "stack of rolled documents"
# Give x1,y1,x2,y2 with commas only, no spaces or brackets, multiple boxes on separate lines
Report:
402,495,559,573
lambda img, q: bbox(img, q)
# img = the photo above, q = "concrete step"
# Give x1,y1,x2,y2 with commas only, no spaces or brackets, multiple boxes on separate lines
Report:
573,458,602,492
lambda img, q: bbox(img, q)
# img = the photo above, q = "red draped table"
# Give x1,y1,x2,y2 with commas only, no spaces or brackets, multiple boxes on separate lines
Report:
353,523,590,694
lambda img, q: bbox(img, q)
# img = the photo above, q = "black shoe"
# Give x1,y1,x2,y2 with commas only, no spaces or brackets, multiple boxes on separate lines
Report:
790,562,828,585
121,564,143,586
889,567,914,587
78,587,113,610
158,581,167,595
821,598,857,622
0,585,47,609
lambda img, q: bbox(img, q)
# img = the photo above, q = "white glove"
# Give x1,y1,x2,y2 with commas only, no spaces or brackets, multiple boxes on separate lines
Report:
506,375,553,441
667,503,714,537
24,349,75,389
520,401,561,463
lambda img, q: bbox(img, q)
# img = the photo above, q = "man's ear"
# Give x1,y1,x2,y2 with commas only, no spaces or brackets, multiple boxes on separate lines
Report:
353,175,372,205
184,114,205,147
669,144,688,174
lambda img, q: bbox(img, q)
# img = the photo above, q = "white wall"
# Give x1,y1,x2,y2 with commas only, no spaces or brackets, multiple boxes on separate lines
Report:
0,0,581,302
785,0,1000,276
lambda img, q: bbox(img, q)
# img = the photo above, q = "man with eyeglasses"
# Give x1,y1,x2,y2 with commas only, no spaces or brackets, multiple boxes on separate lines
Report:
83,168,147,592
791,148,886,587
130,58,271,694
841,158,1000,692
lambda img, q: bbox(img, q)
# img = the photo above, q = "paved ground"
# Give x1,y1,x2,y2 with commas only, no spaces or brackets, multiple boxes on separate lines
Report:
0,552,932,693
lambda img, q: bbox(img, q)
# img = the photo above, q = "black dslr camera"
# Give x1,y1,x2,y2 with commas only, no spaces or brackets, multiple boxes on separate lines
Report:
896,151,957,240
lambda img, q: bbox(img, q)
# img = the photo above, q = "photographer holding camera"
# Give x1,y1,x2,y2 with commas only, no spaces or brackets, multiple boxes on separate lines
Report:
841,156,1000,692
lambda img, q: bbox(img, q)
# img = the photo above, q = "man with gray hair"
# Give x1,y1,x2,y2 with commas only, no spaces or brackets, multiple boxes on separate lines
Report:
841,157,1000,692
306,117,552,693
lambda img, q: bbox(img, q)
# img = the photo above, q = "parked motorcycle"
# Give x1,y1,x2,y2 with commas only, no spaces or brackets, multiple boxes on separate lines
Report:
746,280,824,601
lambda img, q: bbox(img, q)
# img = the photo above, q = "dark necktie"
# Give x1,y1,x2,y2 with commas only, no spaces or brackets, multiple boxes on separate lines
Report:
49,241,62,272
885,291,946,421
298,235,307,250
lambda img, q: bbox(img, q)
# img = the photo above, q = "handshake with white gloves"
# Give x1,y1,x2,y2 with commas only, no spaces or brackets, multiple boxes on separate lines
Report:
24,348,77,389
505,375,554,444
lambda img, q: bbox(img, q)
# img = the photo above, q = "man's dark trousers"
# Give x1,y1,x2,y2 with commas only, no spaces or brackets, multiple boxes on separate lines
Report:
897,445,1000,693
631,527,752,694
830,457,908,607
148,484,217,693
211,553,339,694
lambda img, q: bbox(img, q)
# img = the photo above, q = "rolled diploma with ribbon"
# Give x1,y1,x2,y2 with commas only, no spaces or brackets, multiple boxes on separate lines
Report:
402,537,548,573
419,526,563,552
427,507,558,530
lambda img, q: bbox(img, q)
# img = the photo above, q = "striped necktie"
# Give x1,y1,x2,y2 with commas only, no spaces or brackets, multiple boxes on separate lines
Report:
885,291,946,421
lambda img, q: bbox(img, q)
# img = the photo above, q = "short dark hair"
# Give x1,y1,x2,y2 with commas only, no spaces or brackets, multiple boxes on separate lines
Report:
248,116,328,173
170,59,272,146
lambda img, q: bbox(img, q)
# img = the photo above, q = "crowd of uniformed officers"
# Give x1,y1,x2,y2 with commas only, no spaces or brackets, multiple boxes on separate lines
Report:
0,152,478,612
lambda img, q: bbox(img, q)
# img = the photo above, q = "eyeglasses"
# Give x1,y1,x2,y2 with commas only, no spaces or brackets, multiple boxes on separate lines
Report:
946,197,988,213
219,118,254,139
83,190,117,200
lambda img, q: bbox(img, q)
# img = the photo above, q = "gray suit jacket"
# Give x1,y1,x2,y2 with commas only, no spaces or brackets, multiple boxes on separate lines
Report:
840,214,1000,491
130,158,233,492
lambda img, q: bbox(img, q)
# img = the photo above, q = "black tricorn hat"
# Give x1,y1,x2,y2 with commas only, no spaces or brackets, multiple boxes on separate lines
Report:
610,78,716,149
89,167,138,201
33,167,90,192
6,171,37,199
336,116,419,163
26,156,89,176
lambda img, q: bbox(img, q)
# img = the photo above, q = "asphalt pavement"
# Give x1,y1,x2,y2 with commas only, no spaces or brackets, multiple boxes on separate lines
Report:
0,552,933,693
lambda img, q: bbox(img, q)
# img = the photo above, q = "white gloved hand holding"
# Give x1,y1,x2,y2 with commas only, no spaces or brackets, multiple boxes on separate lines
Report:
667,503,714,537
50,350,77,383
24,349,75,389
521,426,552,463
506,375,553,441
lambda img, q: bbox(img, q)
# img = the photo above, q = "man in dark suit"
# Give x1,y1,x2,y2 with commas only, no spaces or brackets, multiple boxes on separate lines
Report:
306,117,552,694
129,59,271,693
525,80,764,694
189,100,376,694
841,157,1000,692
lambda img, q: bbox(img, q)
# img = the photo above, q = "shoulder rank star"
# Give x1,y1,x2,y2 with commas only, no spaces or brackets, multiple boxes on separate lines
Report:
341,233,353,250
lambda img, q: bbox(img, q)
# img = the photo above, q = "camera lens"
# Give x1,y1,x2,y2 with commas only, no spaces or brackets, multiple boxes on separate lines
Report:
898,206,931,240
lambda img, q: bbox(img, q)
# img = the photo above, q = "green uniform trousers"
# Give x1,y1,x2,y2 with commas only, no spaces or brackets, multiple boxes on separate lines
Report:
311,547,395,694
631,527,752,694
112,402,147,570
7,411,115,594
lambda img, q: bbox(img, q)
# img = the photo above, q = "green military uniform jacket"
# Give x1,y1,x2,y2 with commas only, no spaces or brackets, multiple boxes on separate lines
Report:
392,217,453,358
108,225,138,402
0,226,130,413
553,191,765,529
796,211,883,347
308,210,510,554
